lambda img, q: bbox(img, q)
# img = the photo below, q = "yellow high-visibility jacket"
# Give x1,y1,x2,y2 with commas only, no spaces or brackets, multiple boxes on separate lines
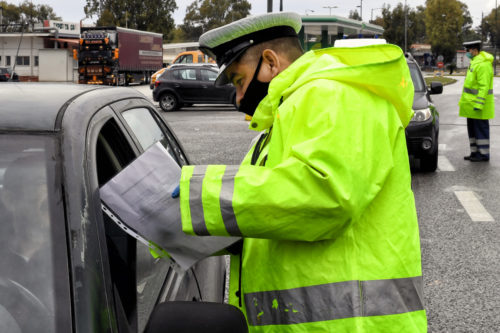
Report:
459,51,494,119
179,44,427,332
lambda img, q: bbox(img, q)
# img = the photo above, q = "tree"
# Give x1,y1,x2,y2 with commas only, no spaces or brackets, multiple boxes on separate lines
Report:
424,0,464,63
181,0,251,41
0,1,60,26
484,6,500,48
348,10,361,21
84,0,177,39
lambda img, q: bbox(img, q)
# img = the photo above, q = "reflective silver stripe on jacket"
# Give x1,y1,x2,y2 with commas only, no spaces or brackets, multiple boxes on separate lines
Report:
464,87,478,95
474,101,485,105
220,165,243,236
190,165,210,235
245,276,424,326
477,97,486,101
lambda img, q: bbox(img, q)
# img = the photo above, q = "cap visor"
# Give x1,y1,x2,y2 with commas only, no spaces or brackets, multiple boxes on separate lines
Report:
214,47,248,87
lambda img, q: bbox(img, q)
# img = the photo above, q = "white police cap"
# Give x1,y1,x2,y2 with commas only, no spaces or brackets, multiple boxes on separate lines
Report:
199,12,302,85
463,40,482,49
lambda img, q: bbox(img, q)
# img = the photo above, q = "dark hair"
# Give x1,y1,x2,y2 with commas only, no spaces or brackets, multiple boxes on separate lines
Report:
240,37,304,65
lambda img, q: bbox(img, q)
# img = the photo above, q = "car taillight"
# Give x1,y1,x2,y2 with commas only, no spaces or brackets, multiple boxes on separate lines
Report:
155,80,160,88
5,73,10,79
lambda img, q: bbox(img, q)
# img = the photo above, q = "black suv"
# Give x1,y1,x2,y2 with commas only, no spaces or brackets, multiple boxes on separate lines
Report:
153,64,236,111
406,54,443,172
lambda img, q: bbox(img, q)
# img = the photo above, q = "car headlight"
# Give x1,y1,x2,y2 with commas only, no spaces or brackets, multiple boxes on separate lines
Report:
411,108,432,122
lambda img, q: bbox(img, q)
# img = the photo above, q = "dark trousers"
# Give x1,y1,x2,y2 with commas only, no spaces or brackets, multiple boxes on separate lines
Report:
467,118,490,158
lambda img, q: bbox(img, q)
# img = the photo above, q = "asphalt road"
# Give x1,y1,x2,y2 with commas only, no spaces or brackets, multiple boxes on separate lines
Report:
133,77,500,332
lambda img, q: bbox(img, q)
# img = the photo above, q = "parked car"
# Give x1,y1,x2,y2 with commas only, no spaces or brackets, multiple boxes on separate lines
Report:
149,67,166,89
0,66,19,81
0,83,246,333
153,64,236,111
405,53,442,172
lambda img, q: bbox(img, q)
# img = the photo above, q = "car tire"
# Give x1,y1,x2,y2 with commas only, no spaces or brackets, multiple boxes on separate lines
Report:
159,93,178,111
420,148,438,172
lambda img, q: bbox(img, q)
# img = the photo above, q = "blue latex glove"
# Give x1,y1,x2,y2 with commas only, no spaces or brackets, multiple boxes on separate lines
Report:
171,184,180,198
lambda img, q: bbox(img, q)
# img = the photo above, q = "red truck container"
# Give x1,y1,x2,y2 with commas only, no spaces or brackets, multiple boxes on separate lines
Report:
77,26,163,85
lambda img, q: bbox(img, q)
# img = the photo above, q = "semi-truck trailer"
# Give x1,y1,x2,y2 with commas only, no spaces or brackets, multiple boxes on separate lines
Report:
76,26,163,85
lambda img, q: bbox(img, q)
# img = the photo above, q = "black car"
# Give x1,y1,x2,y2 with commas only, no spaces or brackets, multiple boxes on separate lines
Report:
405,54,443,172
0,83,246,333
0,66,19,82
153,64,236,111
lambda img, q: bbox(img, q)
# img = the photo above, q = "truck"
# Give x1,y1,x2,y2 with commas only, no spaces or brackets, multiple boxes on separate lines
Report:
76,26,163,85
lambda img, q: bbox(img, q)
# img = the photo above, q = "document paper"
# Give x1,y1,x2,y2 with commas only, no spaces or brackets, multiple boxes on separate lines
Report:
100,142,239,271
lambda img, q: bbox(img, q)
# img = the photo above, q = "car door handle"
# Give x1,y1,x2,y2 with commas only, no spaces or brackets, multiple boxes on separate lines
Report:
174,84,180,88
201,85,208,88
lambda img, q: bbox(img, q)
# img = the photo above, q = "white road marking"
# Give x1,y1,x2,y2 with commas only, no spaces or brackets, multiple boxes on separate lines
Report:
438,156,455,172
454,191,494,222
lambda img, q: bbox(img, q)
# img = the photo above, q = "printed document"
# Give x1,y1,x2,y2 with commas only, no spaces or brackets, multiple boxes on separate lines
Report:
100,142,239,271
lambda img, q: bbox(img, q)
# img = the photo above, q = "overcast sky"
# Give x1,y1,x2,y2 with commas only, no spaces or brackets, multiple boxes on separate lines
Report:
6,0,495,28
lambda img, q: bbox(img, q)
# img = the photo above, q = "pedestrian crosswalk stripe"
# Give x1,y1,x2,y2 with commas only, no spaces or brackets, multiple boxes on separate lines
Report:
438,156,455,172
454,191,494,222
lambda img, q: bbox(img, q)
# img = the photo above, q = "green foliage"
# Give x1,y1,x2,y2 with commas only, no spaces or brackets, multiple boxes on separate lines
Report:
376,3,426,50
483,6,500,48
0,0,60,25
425,0,464,63
348,10,361,21
181,0,251,42
84,0,177,39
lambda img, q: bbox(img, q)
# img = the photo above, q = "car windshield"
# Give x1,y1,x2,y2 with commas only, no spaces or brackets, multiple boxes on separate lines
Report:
0,134,60,332
408,63,426,92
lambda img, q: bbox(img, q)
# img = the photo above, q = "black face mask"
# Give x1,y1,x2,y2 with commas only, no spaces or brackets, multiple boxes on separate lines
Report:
238,57,270,116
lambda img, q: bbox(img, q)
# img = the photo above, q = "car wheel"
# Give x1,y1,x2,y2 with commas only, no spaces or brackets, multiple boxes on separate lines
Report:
420,148,438,172
159,93,178,111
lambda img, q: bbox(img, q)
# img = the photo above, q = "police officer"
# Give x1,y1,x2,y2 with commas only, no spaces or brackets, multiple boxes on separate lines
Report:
175,12,426,332
460,40,494,162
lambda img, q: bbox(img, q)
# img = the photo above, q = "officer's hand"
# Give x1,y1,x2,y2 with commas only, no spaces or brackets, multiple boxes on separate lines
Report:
171,184,180,198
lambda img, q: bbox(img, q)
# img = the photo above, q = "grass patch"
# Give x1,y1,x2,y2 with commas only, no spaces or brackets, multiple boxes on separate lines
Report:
425,76,457,86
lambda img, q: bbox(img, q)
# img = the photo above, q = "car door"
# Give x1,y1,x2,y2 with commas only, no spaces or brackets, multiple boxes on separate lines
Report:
83,101,201,333
109,100,226,330
172,67,201,103
200,68,224,102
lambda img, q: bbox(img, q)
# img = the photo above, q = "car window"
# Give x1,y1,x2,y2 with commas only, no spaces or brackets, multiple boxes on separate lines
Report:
408,63,426,92
0,134,62,332
201,69,217,82
178,68,197,81
121,107,187,165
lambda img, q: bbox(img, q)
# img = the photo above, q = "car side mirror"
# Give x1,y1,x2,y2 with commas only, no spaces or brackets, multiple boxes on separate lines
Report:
144,301,248,333
429,81,443,95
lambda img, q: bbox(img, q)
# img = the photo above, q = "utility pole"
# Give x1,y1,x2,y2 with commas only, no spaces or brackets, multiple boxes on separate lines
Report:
267,0,273,13
495,0,498,75
404,0,407,54
280,0,283,12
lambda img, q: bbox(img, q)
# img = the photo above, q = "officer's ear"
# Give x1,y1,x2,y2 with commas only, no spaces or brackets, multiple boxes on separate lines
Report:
261,49,281,79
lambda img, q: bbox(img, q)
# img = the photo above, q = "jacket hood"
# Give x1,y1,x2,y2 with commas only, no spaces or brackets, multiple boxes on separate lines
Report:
474,51,494,64
250,44,415,131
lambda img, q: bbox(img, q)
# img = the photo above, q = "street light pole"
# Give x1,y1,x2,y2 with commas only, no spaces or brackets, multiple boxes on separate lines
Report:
495,0,498,75
359,0,363,21
404,0,407,54
280,0,283,12
267,0,273,13
323,6,338,15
